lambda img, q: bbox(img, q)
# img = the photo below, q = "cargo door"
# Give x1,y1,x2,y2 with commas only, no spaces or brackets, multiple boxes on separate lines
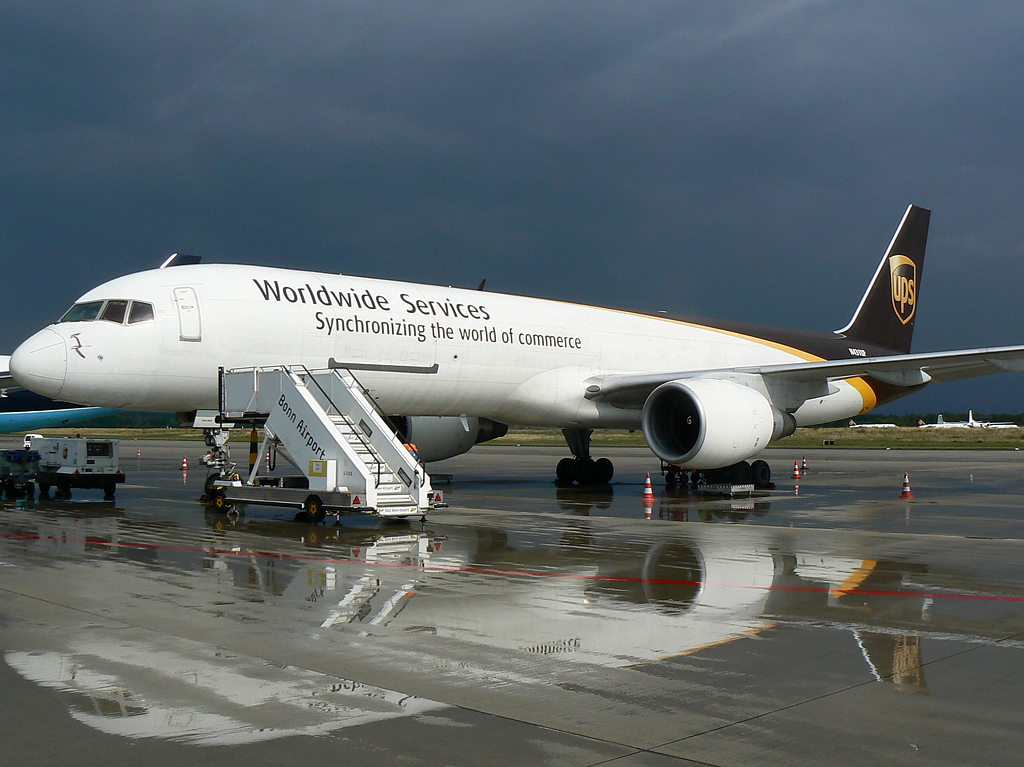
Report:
173,287,202,341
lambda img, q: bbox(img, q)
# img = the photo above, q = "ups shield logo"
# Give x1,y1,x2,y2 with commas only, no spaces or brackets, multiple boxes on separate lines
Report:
889,254,916,325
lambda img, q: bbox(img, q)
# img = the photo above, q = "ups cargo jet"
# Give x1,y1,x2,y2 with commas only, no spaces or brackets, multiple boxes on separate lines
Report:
10,205,1024,487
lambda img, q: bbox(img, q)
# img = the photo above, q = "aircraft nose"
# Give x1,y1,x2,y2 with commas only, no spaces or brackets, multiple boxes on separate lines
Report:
10,328,68,399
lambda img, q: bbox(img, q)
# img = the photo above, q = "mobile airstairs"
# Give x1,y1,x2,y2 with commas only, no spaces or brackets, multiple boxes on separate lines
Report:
208,366,443,521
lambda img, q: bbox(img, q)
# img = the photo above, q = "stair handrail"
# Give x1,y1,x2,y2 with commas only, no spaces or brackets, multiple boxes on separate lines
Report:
325,367,429,487
287,366,387,485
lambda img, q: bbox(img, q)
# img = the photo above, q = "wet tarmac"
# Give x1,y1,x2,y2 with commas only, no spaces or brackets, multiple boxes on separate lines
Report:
3,439,1024,765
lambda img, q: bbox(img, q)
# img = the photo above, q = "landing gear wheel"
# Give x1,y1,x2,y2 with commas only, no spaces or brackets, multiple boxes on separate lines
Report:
594,457,614,484
730,461,753,485
203,473,219,498
751,460,771,489
576,458,598,485
304,495,326,524
556,457,577,484
211,489,231,513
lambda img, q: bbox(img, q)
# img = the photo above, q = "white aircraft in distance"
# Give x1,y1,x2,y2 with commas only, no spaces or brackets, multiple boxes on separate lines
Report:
917,410,1018,429
0,354,115,432
848,419,897,428
10,205,1024,488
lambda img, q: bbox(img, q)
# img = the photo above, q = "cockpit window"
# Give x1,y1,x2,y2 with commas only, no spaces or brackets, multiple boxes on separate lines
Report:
59,301,105,322
100,300,129,324
127,301,155,324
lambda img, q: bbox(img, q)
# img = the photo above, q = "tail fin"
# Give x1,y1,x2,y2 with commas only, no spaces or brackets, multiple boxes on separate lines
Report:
835,204,930,353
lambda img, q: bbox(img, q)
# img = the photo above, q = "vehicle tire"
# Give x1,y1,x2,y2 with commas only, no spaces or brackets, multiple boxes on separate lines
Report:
104,483,116,500
556,457,577,484
304,495,326,524
212,489,231,512
594,457,614,484
38,482,50,495
23,482,34,497
751,460,771,489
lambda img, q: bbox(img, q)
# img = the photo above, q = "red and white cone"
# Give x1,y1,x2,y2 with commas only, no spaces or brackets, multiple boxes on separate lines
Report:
643,473,654,503
137,448,141,458
801,455,808,473
181,455,188,471
900,472,914,499
792,460,800,480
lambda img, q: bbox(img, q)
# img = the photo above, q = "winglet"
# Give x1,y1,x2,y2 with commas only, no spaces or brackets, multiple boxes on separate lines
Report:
835,205,930,354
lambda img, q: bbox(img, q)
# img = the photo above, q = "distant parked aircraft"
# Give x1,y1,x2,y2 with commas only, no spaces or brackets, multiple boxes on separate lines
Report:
848,419,897,428
917,411,1017,429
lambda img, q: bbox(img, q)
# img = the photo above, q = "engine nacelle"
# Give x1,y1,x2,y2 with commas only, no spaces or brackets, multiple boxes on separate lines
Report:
398,416,509,463
641,379,795,469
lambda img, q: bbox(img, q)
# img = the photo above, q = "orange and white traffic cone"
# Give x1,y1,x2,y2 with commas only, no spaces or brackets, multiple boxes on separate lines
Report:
643,473,655,517
900,472,914,499
181,456,188,471
801,455,808,473
792,460,800,480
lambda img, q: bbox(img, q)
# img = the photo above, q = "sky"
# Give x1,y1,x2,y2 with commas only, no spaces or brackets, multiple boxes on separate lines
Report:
2,1,1023,413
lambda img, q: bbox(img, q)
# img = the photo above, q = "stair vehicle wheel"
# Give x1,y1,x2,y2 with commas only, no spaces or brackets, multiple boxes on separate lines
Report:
304,495,326,524
750,460,771,489
212,489,231,512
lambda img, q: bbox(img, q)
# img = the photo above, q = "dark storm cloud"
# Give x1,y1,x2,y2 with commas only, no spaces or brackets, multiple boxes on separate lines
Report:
3,1,1024,411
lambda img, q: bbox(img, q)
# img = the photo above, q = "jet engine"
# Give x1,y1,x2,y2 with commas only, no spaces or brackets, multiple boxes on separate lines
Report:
641,379,795,469
396,416,509,463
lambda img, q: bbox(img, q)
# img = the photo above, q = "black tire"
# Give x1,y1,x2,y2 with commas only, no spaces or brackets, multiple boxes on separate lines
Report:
212,489,231,513
38,482,50,495
576,458,598,486
24,482,35,497
204,473,219,497
730,461,753,485
594,457,614,484
304,495,326,524
751,460,771,489
556,457,577,484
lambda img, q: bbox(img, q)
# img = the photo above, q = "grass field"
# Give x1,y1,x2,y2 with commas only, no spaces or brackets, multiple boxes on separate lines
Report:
11,425,1023,450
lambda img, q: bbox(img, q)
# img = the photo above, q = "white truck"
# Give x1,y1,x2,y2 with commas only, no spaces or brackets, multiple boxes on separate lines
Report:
28,437,125,499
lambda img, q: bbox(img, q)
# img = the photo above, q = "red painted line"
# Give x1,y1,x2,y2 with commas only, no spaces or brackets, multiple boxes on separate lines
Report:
4,529,1024,603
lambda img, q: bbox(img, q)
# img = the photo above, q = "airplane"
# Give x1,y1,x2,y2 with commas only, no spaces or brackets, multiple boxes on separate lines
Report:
847,419,897,428
0,354,116,433
918,410,1018,429
10,205,1024,488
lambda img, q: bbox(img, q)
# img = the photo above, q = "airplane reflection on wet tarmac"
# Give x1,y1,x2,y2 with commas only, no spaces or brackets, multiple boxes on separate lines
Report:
5,499,1024,745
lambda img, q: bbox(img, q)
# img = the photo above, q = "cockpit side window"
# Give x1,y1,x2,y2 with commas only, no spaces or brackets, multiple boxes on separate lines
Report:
127,301,155,324
99,300,129,324
59,301,105,322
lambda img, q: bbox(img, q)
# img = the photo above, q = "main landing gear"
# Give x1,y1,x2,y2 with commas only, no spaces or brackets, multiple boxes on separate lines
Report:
556,428,614,486
664,459,773,490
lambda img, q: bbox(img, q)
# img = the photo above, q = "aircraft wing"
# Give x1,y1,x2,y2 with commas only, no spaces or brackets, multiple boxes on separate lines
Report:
0,354,20,395
584,344,1024,409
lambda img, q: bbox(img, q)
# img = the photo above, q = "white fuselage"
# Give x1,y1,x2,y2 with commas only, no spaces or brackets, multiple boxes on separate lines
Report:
10,264,868,428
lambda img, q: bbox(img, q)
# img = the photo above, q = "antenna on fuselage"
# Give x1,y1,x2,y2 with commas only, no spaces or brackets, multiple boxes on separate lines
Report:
159,253,202,269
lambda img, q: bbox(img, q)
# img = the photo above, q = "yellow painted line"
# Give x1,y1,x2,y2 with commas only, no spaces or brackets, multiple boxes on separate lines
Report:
655,621,777,661
829,560,879,598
